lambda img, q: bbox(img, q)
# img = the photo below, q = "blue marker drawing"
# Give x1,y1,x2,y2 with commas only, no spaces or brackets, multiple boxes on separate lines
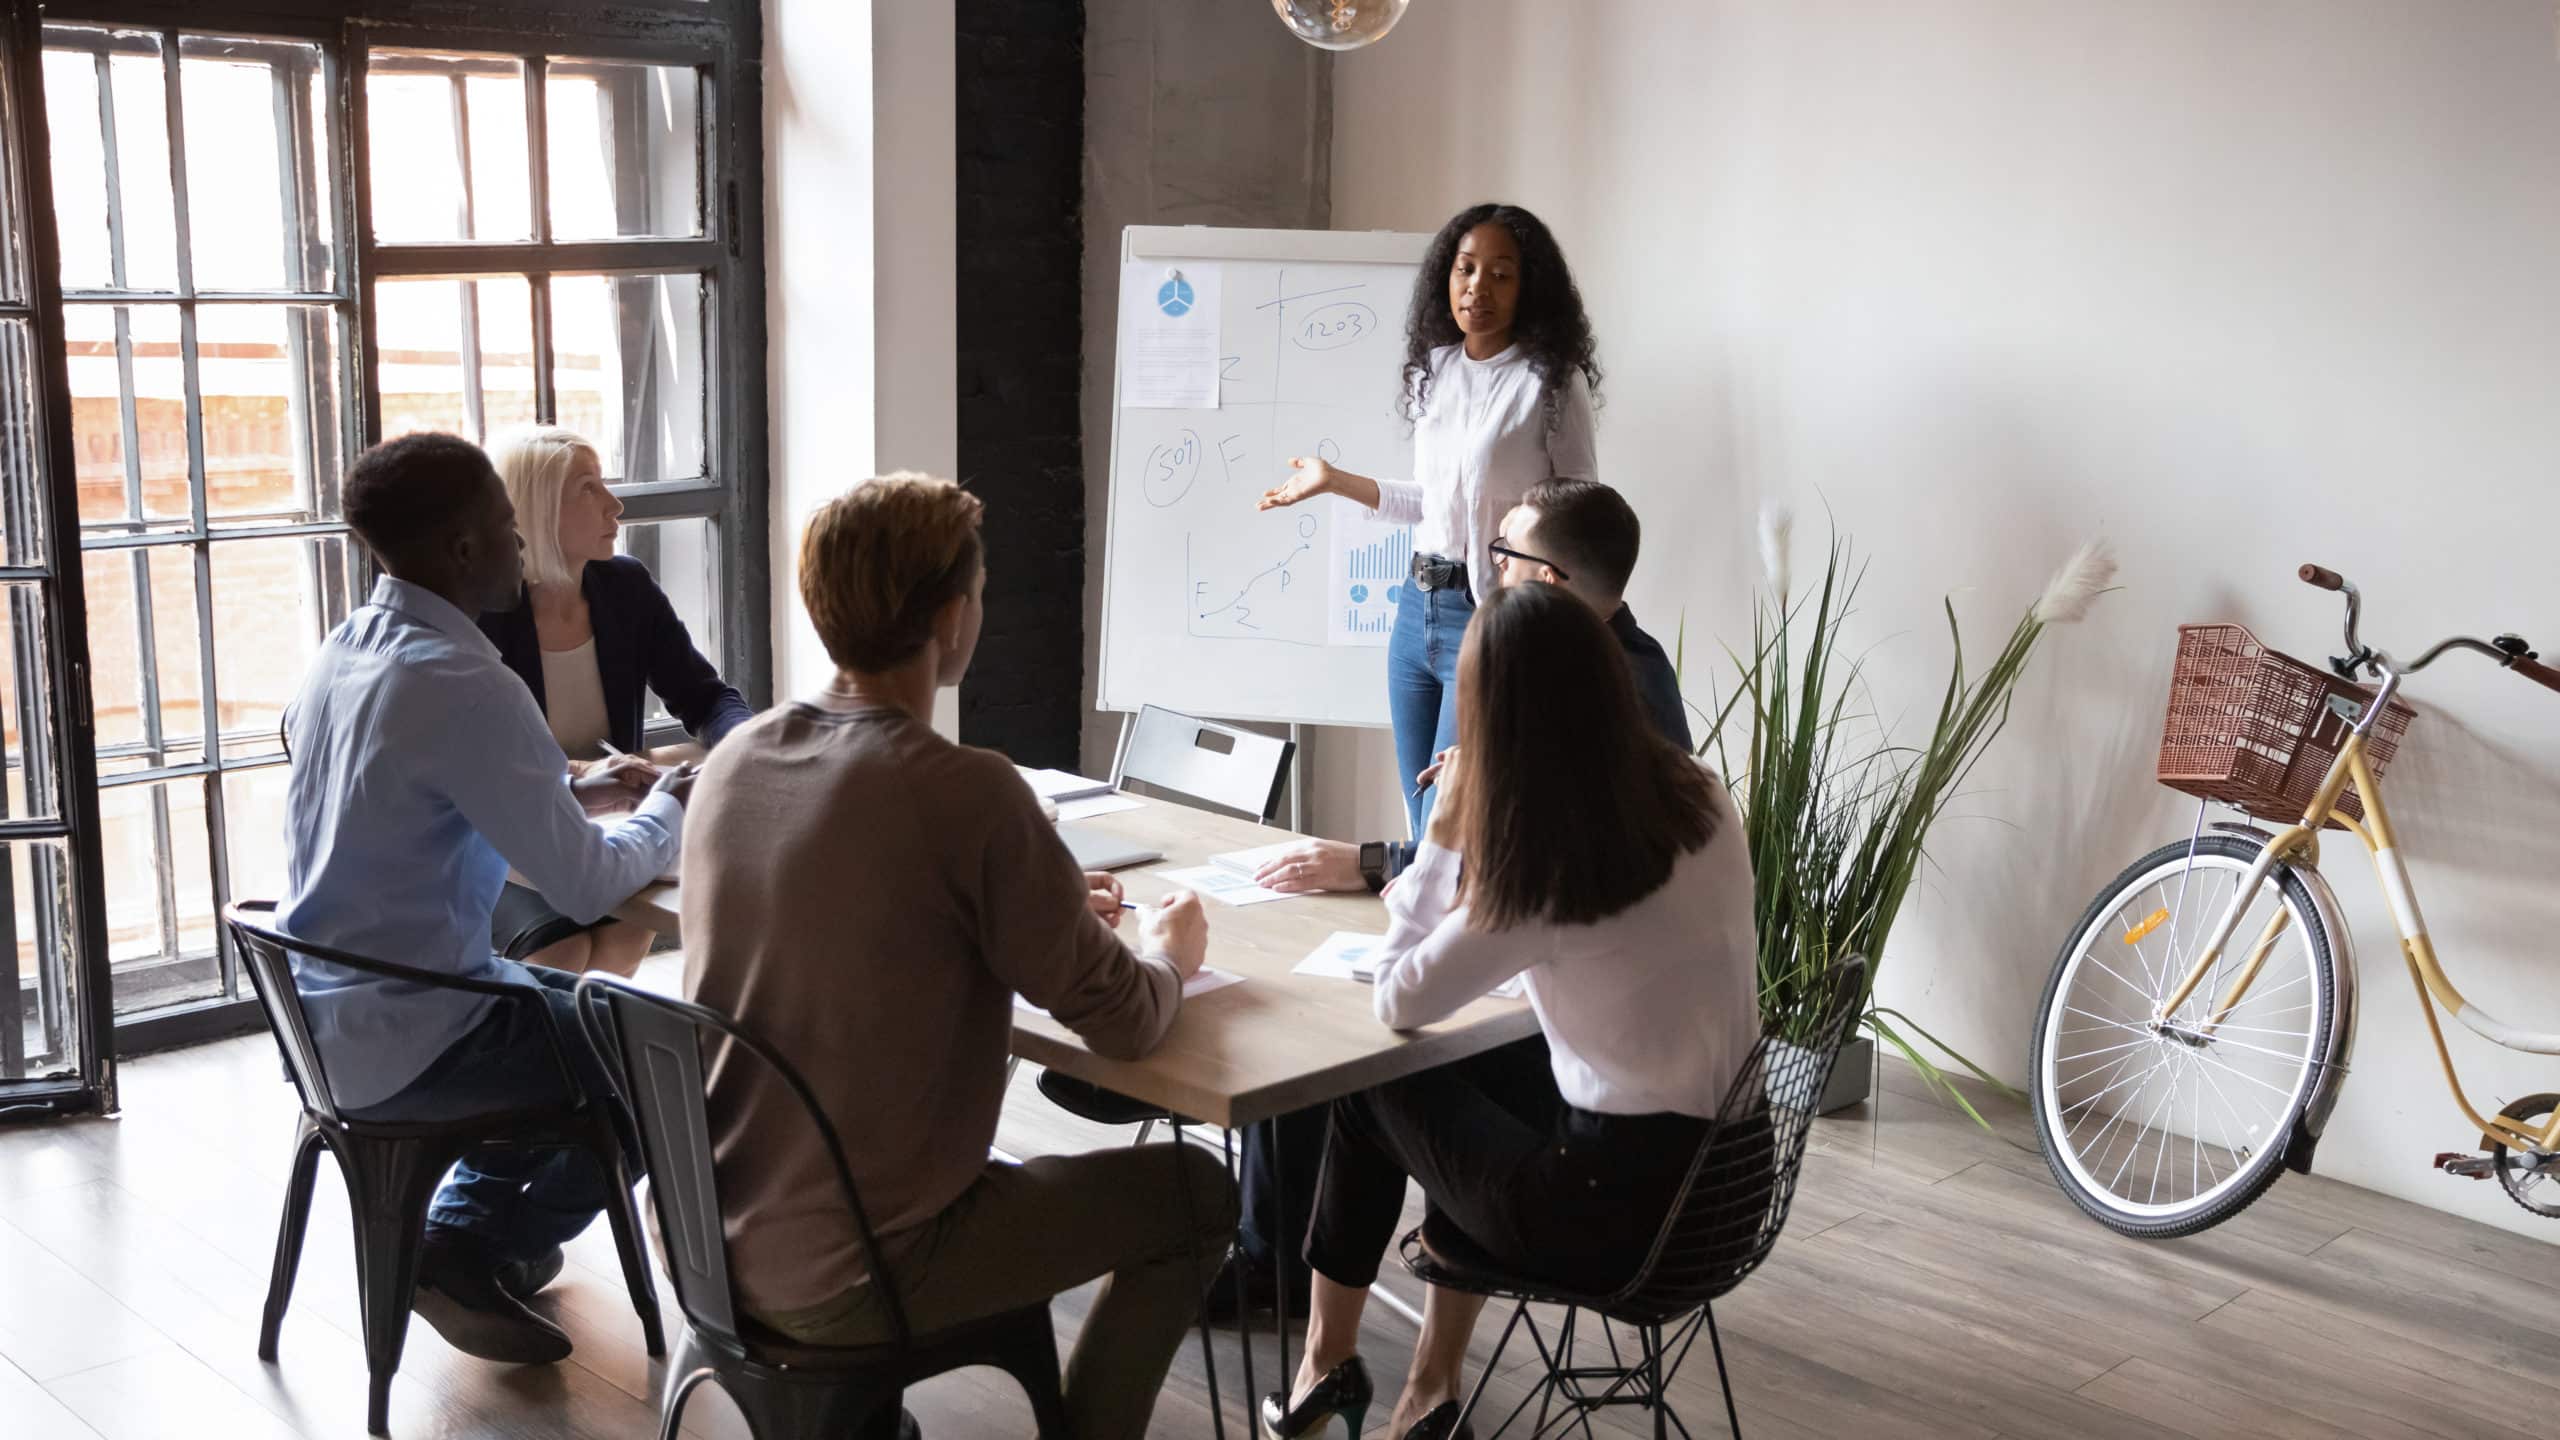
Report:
1157,273,1196,317
1193,516,1319,634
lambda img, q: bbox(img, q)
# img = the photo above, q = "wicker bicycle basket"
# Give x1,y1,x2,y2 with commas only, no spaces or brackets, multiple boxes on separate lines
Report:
2156,623,2416,828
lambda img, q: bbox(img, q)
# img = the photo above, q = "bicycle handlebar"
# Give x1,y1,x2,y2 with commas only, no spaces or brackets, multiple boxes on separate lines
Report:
2299,562,2547,693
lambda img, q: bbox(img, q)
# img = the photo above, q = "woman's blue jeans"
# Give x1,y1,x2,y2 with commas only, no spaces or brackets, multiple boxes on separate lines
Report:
1387,580,1475,838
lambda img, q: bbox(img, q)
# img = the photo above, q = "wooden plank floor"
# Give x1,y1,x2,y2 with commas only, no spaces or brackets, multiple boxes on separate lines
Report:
4,960,2554,1439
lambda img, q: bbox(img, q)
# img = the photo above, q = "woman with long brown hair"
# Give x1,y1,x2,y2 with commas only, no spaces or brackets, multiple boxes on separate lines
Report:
1260,582,1758,1440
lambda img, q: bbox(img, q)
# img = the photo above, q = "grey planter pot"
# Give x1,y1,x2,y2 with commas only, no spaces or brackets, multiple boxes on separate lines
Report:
1816,1035,1876,1115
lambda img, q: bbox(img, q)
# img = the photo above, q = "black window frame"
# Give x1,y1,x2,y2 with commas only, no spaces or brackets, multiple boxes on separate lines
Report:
21,0,768,1074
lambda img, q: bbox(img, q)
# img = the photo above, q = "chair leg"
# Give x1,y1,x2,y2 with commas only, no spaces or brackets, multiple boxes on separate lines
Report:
1705,1301,1741,1438
998,1317,1071,1440
1132,1117,1156,1146
345,1136,459,1437
259,1118,328,1361
598,1126,665,1356
1647,1324,1670,1440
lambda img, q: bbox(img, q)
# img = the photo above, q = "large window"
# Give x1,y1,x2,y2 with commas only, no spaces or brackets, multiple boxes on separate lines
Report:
0,2,764,1078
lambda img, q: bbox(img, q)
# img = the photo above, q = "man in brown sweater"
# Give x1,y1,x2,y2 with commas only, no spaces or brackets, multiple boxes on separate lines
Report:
683,473,1235,1440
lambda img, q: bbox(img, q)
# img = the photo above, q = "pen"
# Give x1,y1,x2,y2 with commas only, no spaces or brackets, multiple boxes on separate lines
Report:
1119,900,1140,911
596,740,628,760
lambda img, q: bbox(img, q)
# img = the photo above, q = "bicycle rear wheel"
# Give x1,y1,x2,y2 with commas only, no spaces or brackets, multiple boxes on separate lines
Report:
2030,834,2337,1238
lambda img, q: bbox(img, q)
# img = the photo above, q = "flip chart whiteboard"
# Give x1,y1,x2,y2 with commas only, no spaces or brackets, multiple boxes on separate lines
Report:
1098,225,1433,728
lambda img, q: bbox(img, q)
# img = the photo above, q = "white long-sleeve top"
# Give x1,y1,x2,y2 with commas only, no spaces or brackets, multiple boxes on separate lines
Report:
1369,342,1596,604
1370,779,1759,1120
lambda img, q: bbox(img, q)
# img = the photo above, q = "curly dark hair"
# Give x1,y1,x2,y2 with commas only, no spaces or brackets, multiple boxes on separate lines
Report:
1400,203,1602,429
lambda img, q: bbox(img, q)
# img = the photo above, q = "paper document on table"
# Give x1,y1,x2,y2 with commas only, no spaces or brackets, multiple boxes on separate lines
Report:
1056,793,1146,821
1017,766,1116,803
1206,840,1300,879
1294,930,1385,982
1155,863,1296,906
1015,966,1244,1016
1120,261,1221,409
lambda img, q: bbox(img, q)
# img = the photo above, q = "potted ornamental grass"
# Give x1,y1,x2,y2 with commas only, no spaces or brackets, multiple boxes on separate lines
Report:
1689,509,2116,1121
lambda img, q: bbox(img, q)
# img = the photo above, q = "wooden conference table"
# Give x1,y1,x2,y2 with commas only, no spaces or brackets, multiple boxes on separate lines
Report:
612,791,1538,1127
612,789,1537,1433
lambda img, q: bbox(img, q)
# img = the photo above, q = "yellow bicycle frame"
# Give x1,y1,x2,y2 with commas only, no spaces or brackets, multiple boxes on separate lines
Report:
2155,734,2560,1156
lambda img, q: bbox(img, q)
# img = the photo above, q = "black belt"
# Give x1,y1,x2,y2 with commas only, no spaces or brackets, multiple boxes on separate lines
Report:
1410,552,1468,593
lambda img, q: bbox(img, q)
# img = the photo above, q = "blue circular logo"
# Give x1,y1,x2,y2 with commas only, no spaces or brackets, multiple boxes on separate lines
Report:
1349,584,1370,604
1385,584,1403,605
1157,276,1196,317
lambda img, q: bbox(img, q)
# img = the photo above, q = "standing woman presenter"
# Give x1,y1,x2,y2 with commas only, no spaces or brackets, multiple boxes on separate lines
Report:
1260,203,1602,834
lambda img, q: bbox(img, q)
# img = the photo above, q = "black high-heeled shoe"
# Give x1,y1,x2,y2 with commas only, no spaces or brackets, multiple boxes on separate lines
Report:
1260,1356,1374,1438
1400,1400,1475,1440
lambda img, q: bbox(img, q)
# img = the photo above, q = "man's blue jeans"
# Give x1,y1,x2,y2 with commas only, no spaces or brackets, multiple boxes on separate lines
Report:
348,963,630,1264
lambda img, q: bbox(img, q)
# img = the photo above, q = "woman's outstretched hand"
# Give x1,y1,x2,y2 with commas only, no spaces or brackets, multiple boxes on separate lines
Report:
1258,455,1336,511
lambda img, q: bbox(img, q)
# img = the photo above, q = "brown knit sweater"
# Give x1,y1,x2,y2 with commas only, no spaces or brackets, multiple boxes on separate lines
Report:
681,696,1181,1314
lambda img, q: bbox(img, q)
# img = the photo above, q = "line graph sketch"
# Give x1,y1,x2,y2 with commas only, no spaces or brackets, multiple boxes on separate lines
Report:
1189,513,1321,643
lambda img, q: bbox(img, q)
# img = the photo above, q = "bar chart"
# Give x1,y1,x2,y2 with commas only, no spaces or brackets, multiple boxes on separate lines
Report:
1343,526,1414,583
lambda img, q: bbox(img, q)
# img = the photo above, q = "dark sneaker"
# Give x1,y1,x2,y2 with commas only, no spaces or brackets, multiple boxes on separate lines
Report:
494,1247,566,1300
413,1235,574,1364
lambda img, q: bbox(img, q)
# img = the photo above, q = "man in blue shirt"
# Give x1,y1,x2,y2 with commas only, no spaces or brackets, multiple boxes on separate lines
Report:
280,432,690,1364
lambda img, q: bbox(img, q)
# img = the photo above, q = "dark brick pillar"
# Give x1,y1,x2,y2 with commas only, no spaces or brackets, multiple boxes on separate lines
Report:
956,0,1086,766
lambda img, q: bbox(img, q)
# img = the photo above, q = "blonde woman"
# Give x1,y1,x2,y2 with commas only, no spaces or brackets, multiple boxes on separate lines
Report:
477,425,750,975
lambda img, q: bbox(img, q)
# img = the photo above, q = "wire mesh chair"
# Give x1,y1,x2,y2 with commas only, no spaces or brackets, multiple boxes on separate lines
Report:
1399,955,1869,1439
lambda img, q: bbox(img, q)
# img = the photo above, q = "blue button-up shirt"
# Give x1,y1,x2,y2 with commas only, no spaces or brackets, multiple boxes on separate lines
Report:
279,576,683,1111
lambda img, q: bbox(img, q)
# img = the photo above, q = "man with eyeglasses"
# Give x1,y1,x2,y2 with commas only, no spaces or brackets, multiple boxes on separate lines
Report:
1205,477,1692,1321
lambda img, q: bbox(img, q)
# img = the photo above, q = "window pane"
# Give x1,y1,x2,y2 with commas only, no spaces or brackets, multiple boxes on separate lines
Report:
553,272,704,481
42,31,180,292
0,584,58,825
615,516,719,727
0,39,25,304
100,775,219,1015
546,61,700,240
64,302,188,526
365,52,530,243
0,320,46,566
179,37,335,293
83,545,204,773
220,764,289,911
197,304,345,525
4,838,82,1083
210,534,350,762
375,275,534,444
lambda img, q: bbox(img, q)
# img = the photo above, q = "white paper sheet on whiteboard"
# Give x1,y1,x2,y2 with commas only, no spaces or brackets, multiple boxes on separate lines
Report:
1121,261,1221,409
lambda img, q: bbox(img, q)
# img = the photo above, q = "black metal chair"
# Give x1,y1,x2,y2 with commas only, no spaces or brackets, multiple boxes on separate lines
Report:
572,972,1072,1440
1398,955,1869,1440
223,901,664,1437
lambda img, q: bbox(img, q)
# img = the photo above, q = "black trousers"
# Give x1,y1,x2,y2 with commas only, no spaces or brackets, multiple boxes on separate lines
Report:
1237,1106,1329,1268
1303,1036,1709,1293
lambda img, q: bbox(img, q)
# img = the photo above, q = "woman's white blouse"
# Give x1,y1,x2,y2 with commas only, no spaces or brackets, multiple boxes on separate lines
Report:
1369,341,1597,604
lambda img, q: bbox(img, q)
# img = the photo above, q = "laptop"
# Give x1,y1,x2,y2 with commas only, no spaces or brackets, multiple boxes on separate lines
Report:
1058,822,1161,872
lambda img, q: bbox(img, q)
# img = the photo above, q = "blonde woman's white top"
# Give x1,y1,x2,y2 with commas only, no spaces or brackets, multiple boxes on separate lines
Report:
1367,341,1596,605
1368,778,1758,1119
539,639,612,759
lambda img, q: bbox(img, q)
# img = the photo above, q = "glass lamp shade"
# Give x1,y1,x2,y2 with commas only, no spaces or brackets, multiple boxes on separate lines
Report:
1271,0,1411,52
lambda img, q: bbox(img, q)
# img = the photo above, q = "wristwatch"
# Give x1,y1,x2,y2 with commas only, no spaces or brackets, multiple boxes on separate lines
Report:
1358,841,1389,894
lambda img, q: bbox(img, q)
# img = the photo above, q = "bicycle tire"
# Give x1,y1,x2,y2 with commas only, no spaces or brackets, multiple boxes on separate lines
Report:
2030,834,2337,1239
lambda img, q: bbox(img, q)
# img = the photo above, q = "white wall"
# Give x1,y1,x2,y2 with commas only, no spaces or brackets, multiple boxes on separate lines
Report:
765,0,960,735
1332,0,2560,1240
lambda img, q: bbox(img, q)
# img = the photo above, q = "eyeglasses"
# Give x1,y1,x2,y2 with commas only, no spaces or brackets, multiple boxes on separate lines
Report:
1488,539,1568,583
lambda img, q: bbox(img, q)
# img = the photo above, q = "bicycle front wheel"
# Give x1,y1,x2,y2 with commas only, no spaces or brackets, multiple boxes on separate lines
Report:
2030,834,2337,1238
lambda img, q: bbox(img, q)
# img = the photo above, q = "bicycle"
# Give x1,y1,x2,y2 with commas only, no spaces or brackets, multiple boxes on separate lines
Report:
2028,563,2560,1237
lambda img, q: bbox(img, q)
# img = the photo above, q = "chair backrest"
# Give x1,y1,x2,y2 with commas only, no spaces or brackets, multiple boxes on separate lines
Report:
1111,703,1295,822
574,973,916,1349
226,900,349,1125
1607,953,1868,1320
223,900,582,1126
